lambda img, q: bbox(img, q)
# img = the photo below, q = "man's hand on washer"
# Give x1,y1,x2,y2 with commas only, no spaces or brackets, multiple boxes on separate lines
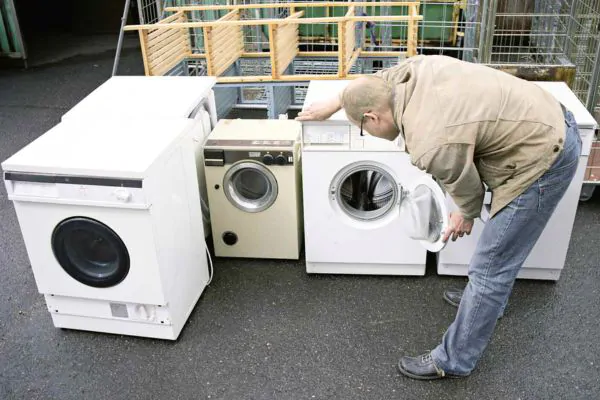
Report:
295,97,342,121
443,212,474,242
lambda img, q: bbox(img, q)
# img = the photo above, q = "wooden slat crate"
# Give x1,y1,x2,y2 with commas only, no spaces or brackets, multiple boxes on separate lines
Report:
204,10,244,76
269,11,302,79
124,1,423,83
140,11,191,76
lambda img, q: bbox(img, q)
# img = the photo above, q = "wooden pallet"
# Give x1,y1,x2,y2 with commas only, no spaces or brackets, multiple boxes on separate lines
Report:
124,1,423,83
584,140,600,183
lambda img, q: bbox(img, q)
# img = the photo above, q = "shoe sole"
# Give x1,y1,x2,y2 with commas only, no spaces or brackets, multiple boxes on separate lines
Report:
397,362,465,380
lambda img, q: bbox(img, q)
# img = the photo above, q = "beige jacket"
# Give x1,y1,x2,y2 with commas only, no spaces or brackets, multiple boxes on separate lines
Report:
376,55,566,219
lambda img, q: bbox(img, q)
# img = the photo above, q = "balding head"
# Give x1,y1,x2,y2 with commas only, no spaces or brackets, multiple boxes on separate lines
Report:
341,76,394,123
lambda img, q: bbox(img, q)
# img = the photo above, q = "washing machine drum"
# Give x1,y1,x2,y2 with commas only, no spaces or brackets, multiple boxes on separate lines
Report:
367,171,395,209
340,170,395,214
51,217,130,288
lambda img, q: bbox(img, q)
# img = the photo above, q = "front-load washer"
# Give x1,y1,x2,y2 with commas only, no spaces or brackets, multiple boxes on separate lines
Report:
300,80,447,276
2,118,211,340
437,81,598,281
203,119,303,259
301,119,449,276
61,75,218,238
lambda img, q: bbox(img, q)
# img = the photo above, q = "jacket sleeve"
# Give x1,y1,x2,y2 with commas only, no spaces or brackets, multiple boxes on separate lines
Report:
413,143,484,220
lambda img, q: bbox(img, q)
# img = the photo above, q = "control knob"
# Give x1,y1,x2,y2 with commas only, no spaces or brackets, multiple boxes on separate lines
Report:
114,188,131,203
275,154,287,165
262,153,274,165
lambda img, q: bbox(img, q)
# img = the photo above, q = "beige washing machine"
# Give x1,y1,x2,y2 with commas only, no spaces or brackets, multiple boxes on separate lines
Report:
203,119,303,259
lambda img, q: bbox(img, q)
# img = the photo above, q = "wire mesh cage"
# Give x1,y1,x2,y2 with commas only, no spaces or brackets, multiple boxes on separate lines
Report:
479,0,600,110
137,0,163,24
565,0,600,112
486,0,572,64
417,1,482,60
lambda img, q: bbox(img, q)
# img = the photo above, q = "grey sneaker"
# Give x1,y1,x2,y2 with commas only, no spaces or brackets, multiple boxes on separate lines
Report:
398,352,466,380
443,288,463,308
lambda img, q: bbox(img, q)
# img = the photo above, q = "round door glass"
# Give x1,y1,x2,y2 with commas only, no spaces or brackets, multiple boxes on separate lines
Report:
411,184,444,242
333,163,398,221
224,162,278,213
51,217,130,288
398,177,448,253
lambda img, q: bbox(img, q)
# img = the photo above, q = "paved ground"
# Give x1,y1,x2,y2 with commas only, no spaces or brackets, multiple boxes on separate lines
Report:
1,48,599,400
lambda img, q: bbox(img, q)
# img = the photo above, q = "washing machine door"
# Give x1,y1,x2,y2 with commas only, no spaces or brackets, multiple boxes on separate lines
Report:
223,161,278,213
51,217,130,288
398,175,449,252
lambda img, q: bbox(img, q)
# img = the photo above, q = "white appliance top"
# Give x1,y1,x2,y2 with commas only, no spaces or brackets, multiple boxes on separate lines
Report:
206,119,301,147
534,82,597,129
303,80,352,121
2,118,195,178
62,76,217,121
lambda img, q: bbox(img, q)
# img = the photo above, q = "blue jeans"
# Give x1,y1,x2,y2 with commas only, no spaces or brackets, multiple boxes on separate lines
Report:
431,109,582,376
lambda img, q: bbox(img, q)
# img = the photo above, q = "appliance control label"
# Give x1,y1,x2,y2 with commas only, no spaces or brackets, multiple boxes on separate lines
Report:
12,182,59,198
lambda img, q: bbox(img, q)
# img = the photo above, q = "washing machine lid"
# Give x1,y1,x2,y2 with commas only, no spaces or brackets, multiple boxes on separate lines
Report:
1,118,195,178
399,175,449,253
534,82,597,129
61,76,217,121
206,119,301,147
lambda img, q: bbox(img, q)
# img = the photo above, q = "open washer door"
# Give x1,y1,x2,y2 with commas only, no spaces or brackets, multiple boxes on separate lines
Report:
399,175,449,252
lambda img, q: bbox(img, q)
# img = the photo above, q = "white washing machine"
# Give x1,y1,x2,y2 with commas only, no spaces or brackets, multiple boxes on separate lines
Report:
2,118,211,340
438,82,598,281
301,81,448,276
203,119,303,259
62,76,218,238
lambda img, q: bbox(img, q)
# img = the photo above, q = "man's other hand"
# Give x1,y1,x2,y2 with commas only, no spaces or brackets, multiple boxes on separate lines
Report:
443,212,474,242
295,98,341,121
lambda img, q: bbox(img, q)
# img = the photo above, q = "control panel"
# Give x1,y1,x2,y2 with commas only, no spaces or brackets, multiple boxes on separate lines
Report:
204,149,295,166
3,172,148,208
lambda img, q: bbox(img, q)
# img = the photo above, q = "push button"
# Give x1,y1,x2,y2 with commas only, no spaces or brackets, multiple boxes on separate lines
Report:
222,231,238,246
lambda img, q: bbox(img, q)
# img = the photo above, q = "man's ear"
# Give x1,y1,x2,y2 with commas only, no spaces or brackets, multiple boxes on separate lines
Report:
363,111,379,123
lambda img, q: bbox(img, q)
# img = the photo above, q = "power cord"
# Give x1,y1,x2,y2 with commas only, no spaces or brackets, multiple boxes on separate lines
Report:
200,196,211,225
204,240,214,286
193,105,215,286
